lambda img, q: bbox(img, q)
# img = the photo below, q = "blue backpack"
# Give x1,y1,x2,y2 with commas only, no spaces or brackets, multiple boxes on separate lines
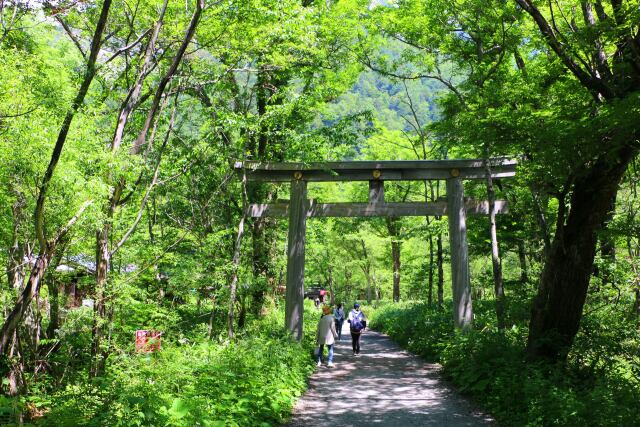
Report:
350,311,365,332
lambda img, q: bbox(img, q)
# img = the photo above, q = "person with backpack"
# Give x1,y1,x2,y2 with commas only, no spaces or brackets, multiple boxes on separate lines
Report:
333,303,345,341
316,305,339,368
348,302,367,356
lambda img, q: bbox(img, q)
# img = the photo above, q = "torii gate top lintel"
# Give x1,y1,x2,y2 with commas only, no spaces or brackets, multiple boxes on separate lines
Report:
234,158,516,182
233,158,517,341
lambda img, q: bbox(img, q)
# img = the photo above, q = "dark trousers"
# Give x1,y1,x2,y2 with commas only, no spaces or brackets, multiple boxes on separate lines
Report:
351,332,361,354
335,320,344,340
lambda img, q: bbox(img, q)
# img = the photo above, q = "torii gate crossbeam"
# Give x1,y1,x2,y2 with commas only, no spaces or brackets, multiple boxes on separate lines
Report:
234,159,517,340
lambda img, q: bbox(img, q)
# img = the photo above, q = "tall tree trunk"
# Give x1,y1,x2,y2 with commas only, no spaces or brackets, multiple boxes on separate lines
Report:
344,268,353,304
45,245,66,339
437,233,444,308
387,218,402,302
485,160,505,329
531,187,552,257
228,170,248,339
251,216,270,315
238,293,247,329
392,240,401,302
90,226,110,377
327,266,335,305
527,145,637,361
227,213,246,339
7,331,26,408
7,192,26,291
359,239,373,304
208,297,217,340
518,240,529,284
626,237,640,317
428,235,434,305
46,277,59,339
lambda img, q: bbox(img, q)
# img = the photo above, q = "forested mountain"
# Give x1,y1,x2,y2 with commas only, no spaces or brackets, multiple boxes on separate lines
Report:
0,0,639,425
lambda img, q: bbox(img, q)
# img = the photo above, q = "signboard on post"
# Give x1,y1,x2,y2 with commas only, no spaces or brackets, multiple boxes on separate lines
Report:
135,330,162,353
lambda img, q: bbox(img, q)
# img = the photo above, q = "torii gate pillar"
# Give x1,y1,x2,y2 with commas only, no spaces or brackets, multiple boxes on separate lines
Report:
446,177,473,330
284,178,307,340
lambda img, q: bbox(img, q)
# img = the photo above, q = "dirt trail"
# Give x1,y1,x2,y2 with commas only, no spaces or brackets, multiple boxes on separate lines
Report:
285,324,493,426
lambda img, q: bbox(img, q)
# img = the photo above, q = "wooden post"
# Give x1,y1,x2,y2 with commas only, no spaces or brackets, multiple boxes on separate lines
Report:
369,180,384,203
446,177,473,330
285,179,307,340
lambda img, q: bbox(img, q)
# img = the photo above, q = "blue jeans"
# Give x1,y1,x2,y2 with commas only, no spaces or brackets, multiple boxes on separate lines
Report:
317,344,334,363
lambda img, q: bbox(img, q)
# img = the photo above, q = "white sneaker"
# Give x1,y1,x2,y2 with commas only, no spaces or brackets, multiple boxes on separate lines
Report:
327,362,334,368
317,361,322,367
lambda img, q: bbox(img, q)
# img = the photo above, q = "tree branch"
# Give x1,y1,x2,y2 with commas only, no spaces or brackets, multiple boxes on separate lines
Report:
515,0,614,100
55,15,87,59
103,28,151,64
131,0,205,154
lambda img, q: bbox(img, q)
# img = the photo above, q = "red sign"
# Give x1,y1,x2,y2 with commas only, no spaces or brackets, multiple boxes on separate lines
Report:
135,330,161,353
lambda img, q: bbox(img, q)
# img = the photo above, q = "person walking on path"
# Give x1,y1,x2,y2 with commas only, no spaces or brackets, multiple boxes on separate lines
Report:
316,305,339,368
348,303,367,356
333,303,345,341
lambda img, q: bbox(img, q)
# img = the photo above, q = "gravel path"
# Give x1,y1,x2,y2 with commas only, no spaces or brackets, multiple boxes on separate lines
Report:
284,324,494,427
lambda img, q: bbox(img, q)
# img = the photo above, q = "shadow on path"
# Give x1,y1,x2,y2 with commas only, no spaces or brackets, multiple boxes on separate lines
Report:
284,324,493,426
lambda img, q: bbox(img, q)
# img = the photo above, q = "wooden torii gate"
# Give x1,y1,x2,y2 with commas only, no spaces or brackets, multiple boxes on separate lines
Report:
234,159,517,340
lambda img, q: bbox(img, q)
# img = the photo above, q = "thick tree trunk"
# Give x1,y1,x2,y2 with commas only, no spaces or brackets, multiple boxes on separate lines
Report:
0,250,52,353
90,227,110,377
527,146,637,361
7,332,26,404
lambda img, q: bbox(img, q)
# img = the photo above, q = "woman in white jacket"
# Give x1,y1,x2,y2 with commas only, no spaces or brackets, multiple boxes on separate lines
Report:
316,305,339,368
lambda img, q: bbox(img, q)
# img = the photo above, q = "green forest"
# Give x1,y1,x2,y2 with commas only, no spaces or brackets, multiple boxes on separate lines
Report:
0,0,639,425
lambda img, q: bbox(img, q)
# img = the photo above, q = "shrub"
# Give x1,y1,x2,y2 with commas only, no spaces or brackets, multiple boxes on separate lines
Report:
35,305,317,426
369,301,640,426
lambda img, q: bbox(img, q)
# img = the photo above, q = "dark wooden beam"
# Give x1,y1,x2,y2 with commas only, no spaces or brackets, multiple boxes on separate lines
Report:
234,158,517,182
246,200,509,218
236,158,516,171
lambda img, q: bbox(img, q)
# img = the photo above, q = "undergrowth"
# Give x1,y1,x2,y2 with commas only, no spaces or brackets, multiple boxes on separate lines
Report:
369,299,640,426
12,302,317,426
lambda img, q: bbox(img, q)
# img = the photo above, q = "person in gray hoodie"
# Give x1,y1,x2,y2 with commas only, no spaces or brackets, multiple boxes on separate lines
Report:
316,305,339,368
